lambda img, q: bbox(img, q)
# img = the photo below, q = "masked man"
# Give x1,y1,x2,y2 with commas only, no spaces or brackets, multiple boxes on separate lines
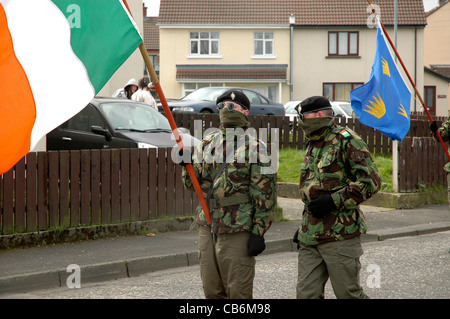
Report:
180,89,276,299
293,96,381,299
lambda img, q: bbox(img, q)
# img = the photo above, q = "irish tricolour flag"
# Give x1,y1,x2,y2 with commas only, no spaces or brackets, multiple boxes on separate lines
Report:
0,0,142,174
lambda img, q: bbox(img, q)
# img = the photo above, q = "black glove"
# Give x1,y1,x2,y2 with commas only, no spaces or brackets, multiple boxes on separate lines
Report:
293,229,300,250
176,148,191,167
430,121,439,133
248,233,266,256
307,194,336,219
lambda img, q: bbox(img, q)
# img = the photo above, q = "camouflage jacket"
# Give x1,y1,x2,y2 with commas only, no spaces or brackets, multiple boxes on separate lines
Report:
181,127,276,236
431,119,450,172
297,124,382,245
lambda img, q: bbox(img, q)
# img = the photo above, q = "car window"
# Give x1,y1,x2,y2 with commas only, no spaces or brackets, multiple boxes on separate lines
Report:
286,103,299,114
65,104,104,132
243,90,267,105
331,105,345,117
338,102,352,117
100,102,171,131
331,102,352,117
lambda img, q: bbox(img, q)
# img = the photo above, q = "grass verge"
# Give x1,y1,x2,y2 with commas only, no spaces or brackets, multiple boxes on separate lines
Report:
277,148,394,192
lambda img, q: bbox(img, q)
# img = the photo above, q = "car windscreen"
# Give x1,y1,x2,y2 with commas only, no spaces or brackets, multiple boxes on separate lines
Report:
182,87,227,101
337,102,352,117
286,102,300,114
100,102,172,132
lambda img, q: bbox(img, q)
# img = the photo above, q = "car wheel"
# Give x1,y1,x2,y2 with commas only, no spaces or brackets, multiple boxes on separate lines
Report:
200,109,212,114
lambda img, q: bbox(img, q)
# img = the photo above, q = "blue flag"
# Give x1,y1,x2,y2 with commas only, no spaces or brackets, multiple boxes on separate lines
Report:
350,23,411,141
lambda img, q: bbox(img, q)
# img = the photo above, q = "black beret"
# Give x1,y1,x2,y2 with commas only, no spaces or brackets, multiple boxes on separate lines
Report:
216,89,251,110
296,96,331,114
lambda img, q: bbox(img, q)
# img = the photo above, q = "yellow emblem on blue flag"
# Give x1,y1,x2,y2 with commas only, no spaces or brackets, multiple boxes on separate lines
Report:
350,23,411,141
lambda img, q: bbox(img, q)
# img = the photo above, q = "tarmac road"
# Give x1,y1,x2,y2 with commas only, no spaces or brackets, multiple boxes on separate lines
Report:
4,230,449,300
1,199,450,300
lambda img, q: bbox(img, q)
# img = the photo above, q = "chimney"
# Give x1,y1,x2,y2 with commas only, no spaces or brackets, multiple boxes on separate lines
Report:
143,3,147,17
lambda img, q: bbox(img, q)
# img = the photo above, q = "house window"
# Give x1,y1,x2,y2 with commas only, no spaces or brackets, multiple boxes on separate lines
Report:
268,86,277,102
323,83,363,101
328,31,359,56
144,54,159,78
254,32,274,56
150,55,159,72
190,32,220,56
424,86,436,115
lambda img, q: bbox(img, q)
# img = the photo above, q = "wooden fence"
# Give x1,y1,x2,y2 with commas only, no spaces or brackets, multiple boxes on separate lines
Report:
173,113,447,156
0,114,448,235
398,136,448,192
0,148,198,235
172,113,449,192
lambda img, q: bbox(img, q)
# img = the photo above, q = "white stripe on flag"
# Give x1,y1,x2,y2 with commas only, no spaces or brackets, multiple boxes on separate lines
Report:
3,0,94,149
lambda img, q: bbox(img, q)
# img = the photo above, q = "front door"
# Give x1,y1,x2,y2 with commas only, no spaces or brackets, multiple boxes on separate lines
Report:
424,86,436,116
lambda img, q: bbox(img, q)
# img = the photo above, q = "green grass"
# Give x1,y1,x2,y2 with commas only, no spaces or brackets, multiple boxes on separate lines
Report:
277,148,304,184
277,148,394,192
373,153,393,192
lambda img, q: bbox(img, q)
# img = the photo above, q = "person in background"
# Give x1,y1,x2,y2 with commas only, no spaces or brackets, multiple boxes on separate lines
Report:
293,96,381,299
132,77,158,110
148,81,158,100
112,78,138,99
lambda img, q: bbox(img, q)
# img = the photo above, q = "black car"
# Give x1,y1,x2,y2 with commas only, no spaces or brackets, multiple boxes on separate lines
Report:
161,87,285,116
47,97,200,150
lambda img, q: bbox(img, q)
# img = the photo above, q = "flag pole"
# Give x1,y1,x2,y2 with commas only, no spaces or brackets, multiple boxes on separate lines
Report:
366,0,450,162
122,1,211,224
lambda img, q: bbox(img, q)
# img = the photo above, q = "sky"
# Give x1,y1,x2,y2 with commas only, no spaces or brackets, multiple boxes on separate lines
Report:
142,0,439,17
143,0,160,17
422,0,439,11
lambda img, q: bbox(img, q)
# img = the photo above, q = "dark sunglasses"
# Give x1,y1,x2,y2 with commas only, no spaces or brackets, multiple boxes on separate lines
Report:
217,101,247,111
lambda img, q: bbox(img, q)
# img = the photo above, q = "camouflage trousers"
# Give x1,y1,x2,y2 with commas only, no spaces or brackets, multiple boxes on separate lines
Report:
198,225,255,299
296,236,369,299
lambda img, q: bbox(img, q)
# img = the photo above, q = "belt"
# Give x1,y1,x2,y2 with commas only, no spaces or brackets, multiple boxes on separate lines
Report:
209,193,251,209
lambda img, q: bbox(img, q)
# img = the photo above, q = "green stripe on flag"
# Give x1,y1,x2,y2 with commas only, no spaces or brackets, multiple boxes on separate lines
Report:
52,0,142,94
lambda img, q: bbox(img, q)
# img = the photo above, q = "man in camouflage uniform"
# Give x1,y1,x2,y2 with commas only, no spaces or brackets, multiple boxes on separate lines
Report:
293,96,381,299
430,120,450,207
180,89,277,299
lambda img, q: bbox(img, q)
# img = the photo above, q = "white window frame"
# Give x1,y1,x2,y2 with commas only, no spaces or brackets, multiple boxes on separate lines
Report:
253,32,274,58
189,31,220,57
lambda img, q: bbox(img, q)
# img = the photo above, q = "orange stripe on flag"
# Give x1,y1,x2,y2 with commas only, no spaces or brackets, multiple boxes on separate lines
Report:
0,5,36,174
